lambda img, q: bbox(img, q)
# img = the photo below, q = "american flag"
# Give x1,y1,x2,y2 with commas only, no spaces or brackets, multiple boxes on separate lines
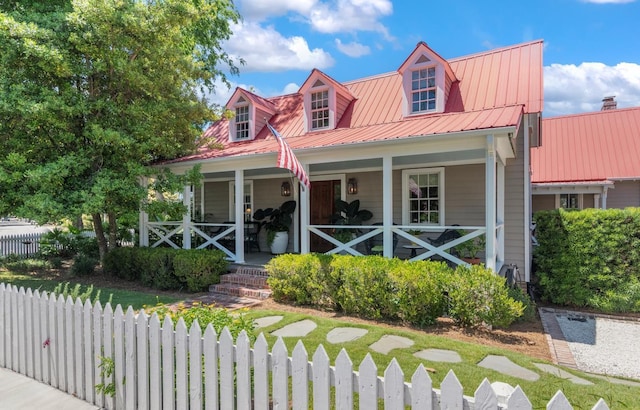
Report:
267,122,310,191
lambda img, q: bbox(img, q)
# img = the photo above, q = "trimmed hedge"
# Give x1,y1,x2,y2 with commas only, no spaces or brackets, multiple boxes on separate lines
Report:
534,208,640,312
266,253,524,328
103,247,227,292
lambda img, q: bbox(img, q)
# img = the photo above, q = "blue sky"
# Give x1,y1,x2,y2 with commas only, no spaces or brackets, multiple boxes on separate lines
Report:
208,0,640,117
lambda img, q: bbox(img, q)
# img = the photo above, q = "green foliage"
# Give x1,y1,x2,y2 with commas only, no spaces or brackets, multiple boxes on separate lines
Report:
508,286,537,322
446,265,524,328
1,257,51,272
52,281,112,306
266,254,524,328
0,0,239,256
145,302,254,342
95,356,116,397
253,200,297,241
534,208,640,312
331,199,374,226
103,247,226,292
70,254,98,276
38,228,100,260
173,249,227,292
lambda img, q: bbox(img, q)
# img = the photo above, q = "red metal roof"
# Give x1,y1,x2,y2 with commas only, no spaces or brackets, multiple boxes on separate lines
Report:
532,107,640,183
170,40,543,164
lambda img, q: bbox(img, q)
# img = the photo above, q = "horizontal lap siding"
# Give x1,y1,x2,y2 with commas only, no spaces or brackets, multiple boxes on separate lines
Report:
504,124,526,271
532,195,555,212
445,165,485,226
608,181,640,208
204,182,229,221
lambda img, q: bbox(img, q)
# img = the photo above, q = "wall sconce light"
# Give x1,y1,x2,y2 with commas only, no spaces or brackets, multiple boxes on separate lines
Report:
281,181,291,196
347,178,358,195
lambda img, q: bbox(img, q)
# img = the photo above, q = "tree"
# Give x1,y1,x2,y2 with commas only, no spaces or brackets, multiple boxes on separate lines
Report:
0,0,241,260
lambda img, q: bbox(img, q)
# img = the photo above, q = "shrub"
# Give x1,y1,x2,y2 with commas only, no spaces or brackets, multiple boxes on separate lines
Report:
390,260,449,326
332,255,398,320
534,208,640,312
266,253,334,307
508,286,536,322
446,265,524,328
103,247,141,281
70,254,98,276
145,302,255,341
173,249,227,292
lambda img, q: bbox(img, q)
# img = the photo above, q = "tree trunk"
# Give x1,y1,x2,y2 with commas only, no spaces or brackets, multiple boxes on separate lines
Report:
92,213,108,262
107,212,118,252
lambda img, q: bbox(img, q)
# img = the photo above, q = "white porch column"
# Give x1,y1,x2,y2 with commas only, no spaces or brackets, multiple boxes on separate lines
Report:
496,158,505,269
300,166,310,254
182,184,192,249
235,170,245,263
602,186,609,209
382,156,393,257
139,177,149,247
594,194,601,209
485,135,497,271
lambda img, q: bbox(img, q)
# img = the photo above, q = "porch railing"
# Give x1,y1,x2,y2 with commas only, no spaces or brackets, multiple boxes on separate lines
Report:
147,221,237,259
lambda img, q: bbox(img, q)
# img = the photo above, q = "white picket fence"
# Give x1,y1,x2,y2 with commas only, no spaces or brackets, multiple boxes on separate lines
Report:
0,232,43,258
0,284,610,410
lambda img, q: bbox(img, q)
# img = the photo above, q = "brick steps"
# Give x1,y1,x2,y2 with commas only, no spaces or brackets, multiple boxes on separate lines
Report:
209,266,271,300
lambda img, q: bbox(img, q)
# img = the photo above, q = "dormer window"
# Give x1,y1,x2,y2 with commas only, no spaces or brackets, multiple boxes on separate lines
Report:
235,104,250,140
411,67,436,113
311,90,330,130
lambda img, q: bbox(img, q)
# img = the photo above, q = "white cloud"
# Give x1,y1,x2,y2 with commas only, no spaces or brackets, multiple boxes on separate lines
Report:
308,0,393,38
282,82,300,94
237,0,318,20
544,62,640,116
225,21,334,72
335,39,371,57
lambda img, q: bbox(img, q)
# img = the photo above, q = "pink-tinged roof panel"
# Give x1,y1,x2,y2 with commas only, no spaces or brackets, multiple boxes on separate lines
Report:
532,107,640,183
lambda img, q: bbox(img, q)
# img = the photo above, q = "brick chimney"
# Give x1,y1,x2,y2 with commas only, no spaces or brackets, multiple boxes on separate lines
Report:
601,96,617,111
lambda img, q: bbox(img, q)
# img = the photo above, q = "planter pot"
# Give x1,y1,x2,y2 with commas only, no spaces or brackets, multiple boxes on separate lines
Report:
270,231,289,254
462,257,482,265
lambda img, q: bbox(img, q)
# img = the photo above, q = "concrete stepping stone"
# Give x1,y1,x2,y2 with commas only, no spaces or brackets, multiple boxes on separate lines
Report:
370,335,414,355
271,319,317,338
478,355,540,381
326,327,368,344
534,363,593,385
583,373,640,387
254,315,283,329
413,348,462,363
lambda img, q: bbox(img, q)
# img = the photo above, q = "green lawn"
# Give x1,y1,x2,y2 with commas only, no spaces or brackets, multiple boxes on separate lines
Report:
0,270,181,310
242,310,640,409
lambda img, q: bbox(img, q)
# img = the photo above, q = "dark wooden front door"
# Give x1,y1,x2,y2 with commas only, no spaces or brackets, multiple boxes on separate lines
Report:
310,180,340,252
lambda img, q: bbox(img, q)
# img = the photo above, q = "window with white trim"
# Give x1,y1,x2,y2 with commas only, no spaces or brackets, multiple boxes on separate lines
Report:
411,67,437,113
228,181,253,221
558,193,581,209
235,105,249,140
310,90,329,130
403,168,444,225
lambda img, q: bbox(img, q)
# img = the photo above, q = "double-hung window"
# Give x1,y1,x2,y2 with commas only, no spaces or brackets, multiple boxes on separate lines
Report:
403,168,444,225
235,105,249,140
310,90,329,130
558,193,580,209
411,67,436,113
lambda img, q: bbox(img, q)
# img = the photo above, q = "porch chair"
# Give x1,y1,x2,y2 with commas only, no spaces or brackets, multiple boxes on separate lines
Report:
244,221,261,253
364,222,399,256
425,225,461,264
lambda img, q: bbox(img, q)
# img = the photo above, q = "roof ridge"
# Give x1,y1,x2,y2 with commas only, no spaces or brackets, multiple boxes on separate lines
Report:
449,39,544,63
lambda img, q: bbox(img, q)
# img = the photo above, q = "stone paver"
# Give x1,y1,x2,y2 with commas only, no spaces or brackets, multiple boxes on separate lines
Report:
254,315,283,329
413,348,462,363
271,319,317,337
534,363,593,385
326,327,368,344
369,335,414,355
478,355,540,381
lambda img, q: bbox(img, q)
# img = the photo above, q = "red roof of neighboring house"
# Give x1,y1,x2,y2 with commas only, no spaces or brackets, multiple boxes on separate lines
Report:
171,40,543,164
532,107,640,183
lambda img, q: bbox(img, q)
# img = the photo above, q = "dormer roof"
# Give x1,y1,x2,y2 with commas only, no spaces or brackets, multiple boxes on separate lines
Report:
298,69,355,101
398,41,457,82
226,87,277,115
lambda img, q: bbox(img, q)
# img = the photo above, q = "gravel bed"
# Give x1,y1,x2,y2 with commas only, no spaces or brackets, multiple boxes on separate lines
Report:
555,312,640,380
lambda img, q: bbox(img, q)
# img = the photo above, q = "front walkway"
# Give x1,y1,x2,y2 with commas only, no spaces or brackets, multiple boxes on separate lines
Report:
0,367,99,409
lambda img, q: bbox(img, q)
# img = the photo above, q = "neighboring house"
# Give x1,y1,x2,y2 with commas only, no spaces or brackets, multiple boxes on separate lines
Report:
141,40,543,282
531,104,640,212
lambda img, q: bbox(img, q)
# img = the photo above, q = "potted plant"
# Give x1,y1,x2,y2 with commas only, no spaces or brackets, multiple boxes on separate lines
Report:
253,200,297,254
454,231,485,264
406,229,422,246
331,199,373,242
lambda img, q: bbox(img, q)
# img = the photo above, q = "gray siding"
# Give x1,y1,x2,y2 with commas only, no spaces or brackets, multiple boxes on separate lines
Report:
608,181,640,208
445,165,485,226
583,194,595,209
203,182,229,222
532,195,555,212
504,125,526,276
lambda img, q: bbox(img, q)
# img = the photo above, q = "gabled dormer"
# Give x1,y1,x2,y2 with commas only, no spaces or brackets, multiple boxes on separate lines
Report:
226,88,277,142
398,42,457,116
299,69,355,133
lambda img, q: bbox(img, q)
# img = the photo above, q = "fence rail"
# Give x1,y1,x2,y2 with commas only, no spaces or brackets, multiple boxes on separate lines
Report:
0,284,610,409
